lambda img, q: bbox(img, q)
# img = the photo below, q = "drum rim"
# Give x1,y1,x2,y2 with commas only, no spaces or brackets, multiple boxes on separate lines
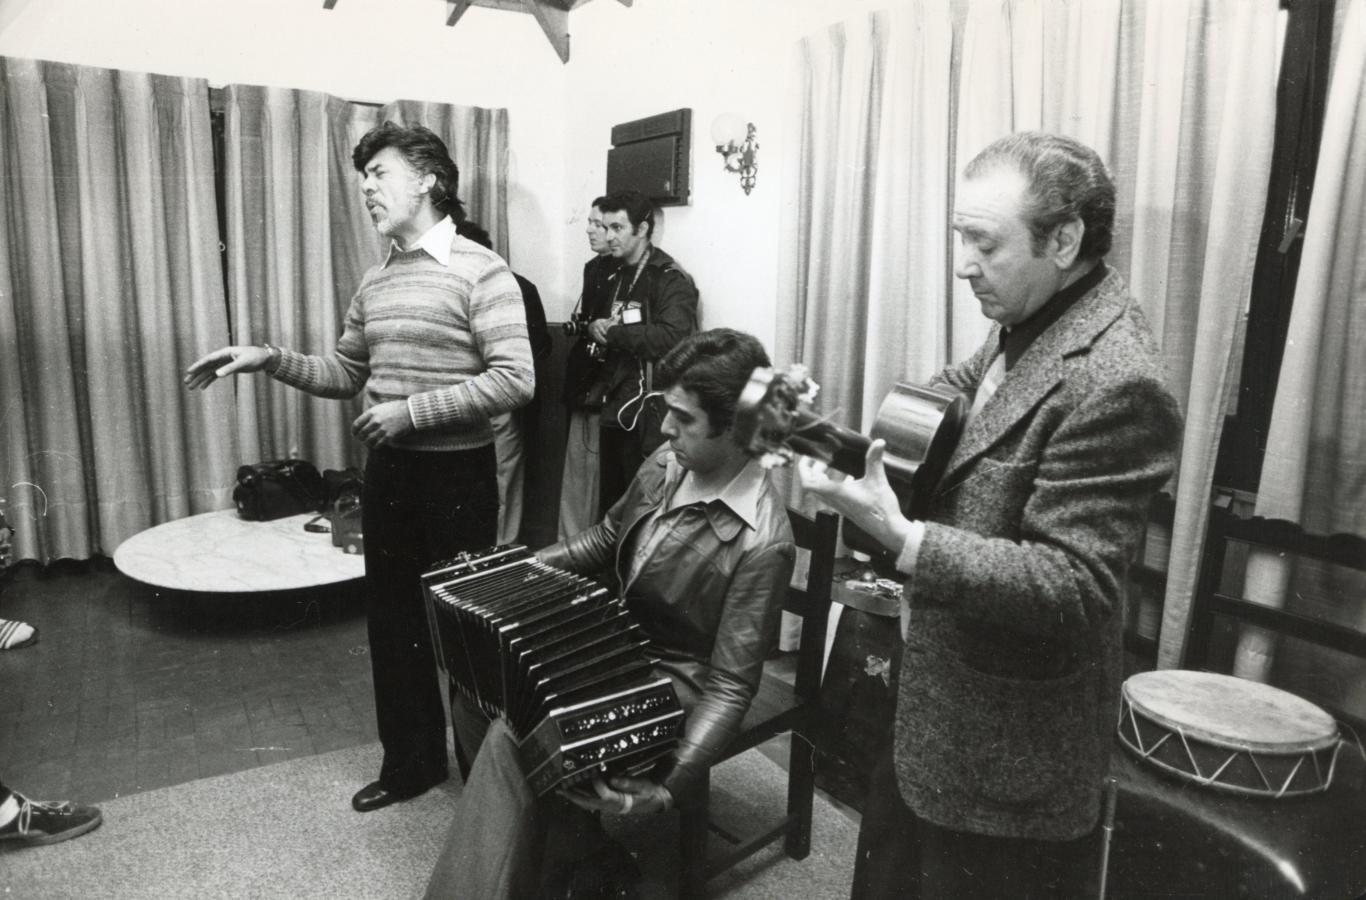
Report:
1121,670,1340,753
1116,721,1341,798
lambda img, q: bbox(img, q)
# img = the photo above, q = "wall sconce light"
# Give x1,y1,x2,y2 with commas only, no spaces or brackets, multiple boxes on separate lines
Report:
711,112,758,195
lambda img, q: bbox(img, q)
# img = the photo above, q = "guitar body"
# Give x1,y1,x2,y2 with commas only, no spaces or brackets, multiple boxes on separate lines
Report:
734,368,969,543
868,382,968,520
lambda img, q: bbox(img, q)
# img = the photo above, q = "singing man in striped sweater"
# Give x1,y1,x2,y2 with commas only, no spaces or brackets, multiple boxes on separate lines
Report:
185,122,534,814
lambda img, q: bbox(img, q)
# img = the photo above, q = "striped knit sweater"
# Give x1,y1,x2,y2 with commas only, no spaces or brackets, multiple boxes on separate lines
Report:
271,233,534,452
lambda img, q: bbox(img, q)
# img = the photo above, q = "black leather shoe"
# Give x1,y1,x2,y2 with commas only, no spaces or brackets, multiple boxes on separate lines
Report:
351,781,417,813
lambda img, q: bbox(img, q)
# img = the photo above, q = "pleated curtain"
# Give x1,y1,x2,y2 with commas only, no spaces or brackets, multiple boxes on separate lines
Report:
777,2,955,433
220,86,375,471
0,58,237,563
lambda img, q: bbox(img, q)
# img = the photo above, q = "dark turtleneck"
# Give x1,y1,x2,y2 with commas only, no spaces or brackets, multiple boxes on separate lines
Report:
1000,261,1107,371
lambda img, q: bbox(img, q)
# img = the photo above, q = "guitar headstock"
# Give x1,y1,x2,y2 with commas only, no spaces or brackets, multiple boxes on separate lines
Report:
733,365,821,469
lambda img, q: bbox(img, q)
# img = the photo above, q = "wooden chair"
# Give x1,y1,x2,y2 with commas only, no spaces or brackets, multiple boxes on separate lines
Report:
1183,505,1366,730
676,508,840,899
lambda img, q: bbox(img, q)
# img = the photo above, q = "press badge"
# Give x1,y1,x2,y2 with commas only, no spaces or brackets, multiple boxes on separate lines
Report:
621,307,643,325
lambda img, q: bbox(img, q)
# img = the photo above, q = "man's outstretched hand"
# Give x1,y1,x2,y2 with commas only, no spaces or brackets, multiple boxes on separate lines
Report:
183,346,273,390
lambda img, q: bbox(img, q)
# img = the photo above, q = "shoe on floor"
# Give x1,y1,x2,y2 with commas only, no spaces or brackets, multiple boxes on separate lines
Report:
351,780,430,813
0,795,103,847
0,618,38,651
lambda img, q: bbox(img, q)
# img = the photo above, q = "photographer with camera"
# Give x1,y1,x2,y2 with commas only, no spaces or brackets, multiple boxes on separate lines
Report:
556,197,619,539
581,190,698,513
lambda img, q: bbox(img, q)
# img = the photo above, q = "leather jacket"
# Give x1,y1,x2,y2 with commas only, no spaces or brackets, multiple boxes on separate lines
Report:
537,447,795,799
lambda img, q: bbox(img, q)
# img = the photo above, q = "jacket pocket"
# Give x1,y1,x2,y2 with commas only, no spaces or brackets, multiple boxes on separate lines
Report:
904,643,1092,808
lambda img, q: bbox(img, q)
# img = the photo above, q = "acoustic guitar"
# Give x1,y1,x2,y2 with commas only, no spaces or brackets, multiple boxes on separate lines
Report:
733,366,969,561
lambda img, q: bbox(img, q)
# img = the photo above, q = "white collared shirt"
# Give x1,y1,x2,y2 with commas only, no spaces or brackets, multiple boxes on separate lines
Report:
626,455,765,587
382,216,456,268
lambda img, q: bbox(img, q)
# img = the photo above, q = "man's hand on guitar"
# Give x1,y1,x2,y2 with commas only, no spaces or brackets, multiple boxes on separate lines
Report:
798,438,914,556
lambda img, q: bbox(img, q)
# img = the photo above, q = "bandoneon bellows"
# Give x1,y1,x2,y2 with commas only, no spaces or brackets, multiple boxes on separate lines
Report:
421,546,684,796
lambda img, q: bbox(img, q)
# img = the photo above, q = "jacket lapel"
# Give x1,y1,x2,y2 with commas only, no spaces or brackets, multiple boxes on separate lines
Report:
936,270,1131,492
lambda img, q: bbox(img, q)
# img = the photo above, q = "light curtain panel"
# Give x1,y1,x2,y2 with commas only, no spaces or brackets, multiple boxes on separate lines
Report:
777,1,955,434
0,57,236,562
220,86,381,471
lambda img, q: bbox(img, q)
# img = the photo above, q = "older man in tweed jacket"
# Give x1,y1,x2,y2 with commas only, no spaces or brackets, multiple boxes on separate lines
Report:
802,132,1182,898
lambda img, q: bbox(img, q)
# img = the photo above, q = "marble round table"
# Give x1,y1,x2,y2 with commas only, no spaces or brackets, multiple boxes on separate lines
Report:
113,508,366,593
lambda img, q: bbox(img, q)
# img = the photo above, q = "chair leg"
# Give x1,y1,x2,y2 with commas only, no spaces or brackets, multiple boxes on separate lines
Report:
678,770,711,900
784,728,815,860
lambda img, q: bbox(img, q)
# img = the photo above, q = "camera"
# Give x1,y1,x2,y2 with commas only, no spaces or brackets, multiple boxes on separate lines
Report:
562,313,592,337
563,314,605,358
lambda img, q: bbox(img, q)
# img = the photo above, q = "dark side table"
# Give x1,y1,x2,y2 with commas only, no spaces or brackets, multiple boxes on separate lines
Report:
1108,738,1366,899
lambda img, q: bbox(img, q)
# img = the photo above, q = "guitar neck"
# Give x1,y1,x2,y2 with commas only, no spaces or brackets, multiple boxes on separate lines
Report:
786,410,872,478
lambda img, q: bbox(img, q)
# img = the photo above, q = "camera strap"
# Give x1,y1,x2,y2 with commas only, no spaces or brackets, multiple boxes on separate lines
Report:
610,252,649,317
615,255,656,431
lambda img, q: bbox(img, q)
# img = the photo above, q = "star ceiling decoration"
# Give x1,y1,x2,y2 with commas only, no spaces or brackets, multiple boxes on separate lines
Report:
322,0,633,63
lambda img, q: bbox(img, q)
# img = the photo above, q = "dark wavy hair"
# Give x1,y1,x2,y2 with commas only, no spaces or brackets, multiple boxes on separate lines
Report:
656,329,771,436
964,131,1116,261
352,122,464,221
598,189,656,239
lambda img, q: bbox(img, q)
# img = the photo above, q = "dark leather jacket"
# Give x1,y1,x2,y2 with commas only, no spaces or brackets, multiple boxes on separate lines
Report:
538,447,795,798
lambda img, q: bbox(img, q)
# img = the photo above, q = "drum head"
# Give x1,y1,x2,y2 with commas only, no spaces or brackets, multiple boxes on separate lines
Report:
1122,670,1338,753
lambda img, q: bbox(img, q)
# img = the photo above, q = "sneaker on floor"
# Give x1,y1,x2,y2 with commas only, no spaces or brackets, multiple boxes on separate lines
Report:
0,796,103,847
0,618,38,651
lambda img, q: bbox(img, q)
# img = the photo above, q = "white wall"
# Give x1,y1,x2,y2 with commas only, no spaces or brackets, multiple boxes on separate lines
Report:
0,0,889,352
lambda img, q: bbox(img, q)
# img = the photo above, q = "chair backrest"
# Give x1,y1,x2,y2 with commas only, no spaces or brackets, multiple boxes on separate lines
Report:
1184,505,1366,730
785,508,840,702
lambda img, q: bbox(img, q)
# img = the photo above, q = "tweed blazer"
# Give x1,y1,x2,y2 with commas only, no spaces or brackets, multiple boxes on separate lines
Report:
894,267,1182,841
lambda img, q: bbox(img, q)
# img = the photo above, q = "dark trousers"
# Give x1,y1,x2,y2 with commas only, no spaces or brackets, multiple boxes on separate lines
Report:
852,750,1100,900
424,696,616,899
598,425,647,514
362,444,498,794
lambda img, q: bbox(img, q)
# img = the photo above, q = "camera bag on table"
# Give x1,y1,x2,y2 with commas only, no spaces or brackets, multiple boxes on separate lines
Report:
232,459,325,521
321,467,365,554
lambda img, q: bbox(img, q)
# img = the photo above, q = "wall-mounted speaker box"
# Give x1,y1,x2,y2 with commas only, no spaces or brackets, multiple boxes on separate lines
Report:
606,108,691,206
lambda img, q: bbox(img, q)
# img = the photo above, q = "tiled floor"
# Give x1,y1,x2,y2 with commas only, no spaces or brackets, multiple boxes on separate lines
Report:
0,559,377,804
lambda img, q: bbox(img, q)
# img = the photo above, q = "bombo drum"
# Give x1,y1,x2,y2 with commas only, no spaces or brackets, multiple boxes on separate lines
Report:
1117,670,1341,799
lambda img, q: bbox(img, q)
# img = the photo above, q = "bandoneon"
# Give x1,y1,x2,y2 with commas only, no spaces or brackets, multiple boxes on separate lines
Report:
421,546,684,796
